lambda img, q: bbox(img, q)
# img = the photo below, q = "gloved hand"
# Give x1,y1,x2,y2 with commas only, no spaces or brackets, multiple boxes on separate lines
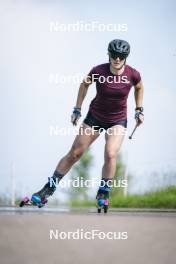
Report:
71,107,81,126
135,107,144,126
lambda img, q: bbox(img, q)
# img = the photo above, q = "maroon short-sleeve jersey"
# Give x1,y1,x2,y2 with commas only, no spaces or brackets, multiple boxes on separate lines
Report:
87,63,141,123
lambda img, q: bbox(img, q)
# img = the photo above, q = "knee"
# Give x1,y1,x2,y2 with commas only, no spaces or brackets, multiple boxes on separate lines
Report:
105,150,117,163
68,146,84,162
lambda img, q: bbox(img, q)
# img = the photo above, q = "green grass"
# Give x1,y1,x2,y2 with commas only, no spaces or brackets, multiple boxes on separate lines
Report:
1,186,176,209
69,186,176,209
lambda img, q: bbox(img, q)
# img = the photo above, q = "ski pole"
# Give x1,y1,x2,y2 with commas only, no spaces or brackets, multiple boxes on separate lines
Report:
129,123,138,140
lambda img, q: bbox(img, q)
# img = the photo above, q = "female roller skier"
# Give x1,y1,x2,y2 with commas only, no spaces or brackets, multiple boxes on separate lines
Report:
20,39,144,212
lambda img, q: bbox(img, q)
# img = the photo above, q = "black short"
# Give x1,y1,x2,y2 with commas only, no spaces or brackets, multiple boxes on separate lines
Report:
83,111,127,131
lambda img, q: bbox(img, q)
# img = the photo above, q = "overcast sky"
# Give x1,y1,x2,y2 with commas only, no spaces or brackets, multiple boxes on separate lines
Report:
1,0,176,200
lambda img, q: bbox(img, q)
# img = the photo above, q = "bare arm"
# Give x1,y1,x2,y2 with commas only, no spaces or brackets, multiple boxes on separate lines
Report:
134,80,144,125
134,80,144,108
75,77,92,108
71,77,92,125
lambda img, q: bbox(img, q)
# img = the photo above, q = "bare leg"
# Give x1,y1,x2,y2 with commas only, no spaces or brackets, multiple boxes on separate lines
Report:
96,125,126,211
102,125,126,179
31,123,100,203
55,123,100,174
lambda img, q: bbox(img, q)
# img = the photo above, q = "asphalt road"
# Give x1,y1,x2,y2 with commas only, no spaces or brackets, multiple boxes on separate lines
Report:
0,208,176,264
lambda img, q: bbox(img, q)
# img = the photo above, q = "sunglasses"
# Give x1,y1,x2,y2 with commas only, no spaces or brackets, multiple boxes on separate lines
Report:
109,52,126,61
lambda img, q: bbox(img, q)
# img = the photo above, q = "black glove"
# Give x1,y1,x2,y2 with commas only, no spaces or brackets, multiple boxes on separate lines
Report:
135,107,144,125
71,107,81,126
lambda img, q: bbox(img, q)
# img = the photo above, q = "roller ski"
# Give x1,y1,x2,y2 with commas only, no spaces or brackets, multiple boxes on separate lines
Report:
19,177,56,208
19,196,48,208
96,182,111,214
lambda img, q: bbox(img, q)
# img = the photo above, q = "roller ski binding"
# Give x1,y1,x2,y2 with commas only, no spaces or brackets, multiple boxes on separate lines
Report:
19,177,56,208
96,184,111,214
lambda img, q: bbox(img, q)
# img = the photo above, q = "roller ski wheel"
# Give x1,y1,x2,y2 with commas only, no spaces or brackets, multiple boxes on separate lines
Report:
97,197,109,214
19,195,48,208
103,204,108,214
98,208,101,213
19,196,30,207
